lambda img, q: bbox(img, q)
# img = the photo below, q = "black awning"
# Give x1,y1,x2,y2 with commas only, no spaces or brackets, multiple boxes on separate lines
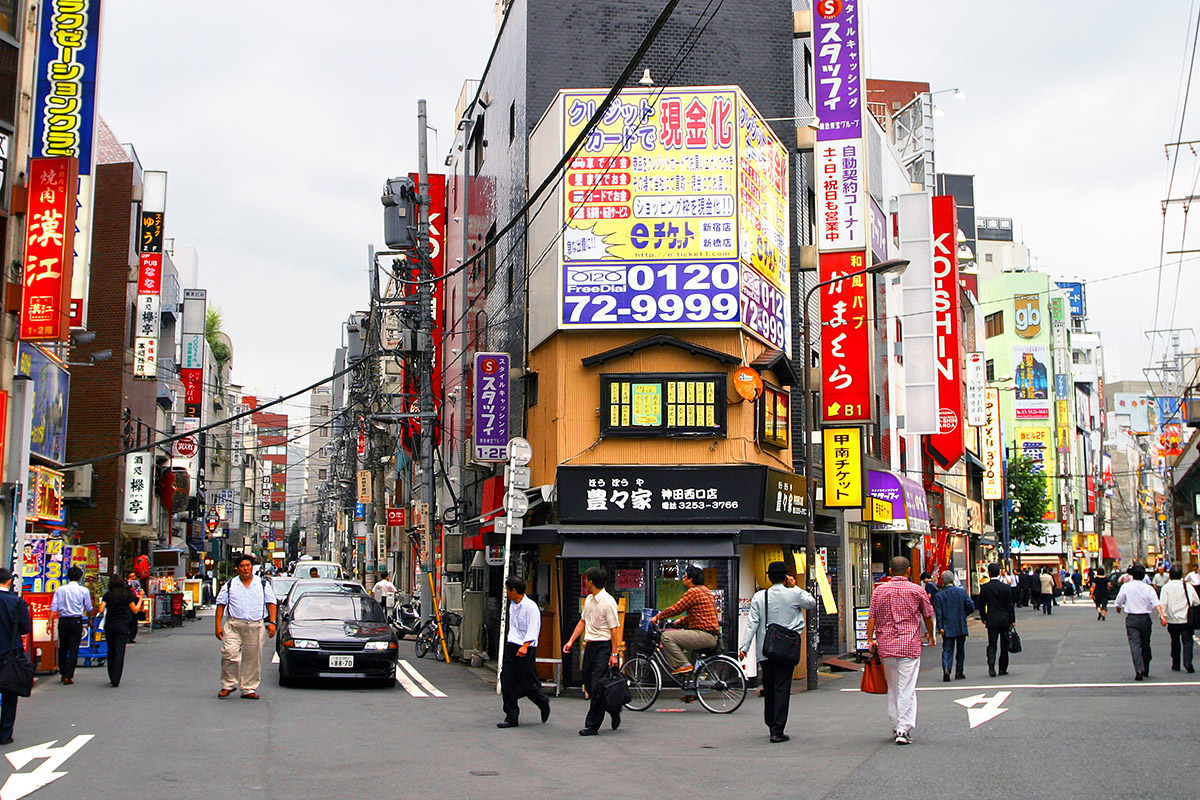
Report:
749,349,799,387
561,536,735,559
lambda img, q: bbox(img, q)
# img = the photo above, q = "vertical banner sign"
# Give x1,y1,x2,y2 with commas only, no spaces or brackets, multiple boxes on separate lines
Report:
924,196,964,468
473,352,509,461
133,171,167,378
814,0,865,252
823,426,864,507
356,470,372,503
20,157,78,340
816,139,866,252
123,452,151,525
965,352,986,427
819,251,873,423
181,289,207,418
410,173,447,410
982,387,1003,500
31,0,103,330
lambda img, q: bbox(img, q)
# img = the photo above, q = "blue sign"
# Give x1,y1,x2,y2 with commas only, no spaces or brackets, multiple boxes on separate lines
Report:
31,0,102,168
355,502,365,521
1054,281,1086,317
16,344,70,464
1055,374,1069,398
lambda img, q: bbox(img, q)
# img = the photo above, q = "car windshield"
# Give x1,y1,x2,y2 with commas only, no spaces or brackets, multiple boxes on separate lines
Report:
291,594,385,622
296,563,341,579
271,577,298,599
286,581,365,607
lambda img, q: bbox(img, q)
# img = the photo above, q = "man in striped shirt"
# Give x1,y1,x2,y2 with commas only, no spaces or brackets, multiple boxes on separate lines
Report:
652,566,719,674
867,556,936,745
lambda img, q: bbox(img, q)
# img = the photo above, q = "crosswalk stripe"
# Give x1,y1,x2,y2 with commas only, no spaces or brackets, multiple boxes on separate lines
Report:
394,665,429,697
399,659,446,697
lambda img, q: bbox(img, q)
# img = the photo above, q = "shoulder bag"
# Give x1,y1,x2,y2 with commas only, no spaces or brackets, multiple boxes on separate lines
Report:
1006,625,1022,654
0,598,34,697
1184,582,1200,629
762,589,802,666
860,652,887,694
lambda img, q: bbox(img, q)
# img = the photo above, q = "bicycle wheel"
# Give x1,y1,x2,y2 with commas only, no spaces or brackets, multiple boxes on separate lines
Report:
414,624,433,659
434,624,457,662
621,656,661,711
694,656,747,713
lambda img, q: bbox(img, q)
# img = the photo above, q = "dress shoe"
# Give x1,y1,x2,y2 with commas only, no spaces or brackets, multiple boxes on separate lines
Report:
998,670,1008,675
943,670,951,683
769,734,790,743
1187,666,1195,674
578,728,599,736
240,691,260,700
0,739,12,745
988,667,997,677
540,705,551,723
954,672,966,680
217,689,233,698
60,678,73,685
610,712,621,730
1172,666,1181,672
496,720,519,729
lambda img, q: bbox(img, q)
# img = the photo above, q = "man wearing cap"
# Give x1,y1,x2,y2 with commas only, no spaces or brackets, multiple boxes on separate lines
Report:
738,561,817,744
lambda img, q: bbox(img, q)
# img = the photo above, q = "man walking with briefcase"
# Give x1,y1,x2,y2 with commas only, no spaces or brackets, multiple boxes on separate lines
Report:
739,561,816,744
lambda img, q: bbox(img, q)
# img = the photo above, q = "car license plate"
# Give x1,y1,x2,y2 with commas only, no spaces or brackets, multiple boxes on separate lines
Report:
329,656,354,668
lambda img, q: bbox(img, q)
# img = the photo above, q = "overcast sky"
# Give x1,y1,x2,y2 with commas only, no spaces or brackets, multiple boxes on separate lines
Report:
97,0,1197,414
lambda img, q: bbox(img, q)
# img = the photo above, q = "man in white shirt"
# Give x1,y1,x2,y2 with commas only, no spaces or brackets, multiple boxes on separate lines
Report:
215,555,278,699
49,567,93,685
496,577,550,728
1184,562,1200,588
1114,564,1166,680
1158,566,1198,673
1152,566,1170,594
372,572,398,612
564,566,621,736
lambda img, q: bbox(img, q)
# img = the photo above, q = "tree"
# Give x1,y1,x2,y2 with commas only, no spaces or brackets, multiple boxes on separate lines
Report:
1006,454,1050,547
205,307,231,367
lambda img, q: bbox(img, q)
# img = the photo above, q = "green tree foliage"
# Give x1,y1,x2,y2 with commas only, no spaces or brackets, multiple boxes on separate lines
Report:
205,307,231,366
1007,454,1050,547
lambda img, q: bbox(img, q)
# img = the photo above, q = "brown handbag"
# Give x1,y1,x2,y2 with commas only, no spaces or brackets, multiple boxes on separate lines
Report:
860,652,888,694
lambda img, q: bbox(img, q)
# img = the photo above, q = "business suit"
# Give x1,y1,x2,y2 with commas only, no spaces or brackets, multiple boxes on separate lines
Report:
977,579,1015,675
932,584,974,678
0,588,32,744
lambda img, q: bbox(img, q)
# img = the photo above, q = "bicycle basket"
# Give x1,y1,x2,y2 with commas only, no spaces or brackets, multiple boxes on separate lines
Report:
635,626,661,655
440,610,462,627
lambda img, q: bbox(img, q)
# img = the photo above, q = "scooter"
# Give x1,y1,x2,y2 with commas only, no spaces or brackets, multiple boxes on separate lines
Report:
391,594,423,639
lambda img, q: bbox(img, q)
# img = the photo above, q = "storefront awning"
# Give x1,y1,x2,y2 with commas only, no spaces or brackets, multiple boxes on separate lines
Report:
1101,535,1121,561
1017,555,1063,566
561,536,735,559
867,470,931,535
511,523,821,550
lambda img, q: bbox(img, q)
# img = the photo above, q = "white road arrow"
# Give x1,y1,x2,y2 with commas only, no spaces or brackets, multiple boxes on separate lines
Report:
954,691,1011,729
1,734,93,800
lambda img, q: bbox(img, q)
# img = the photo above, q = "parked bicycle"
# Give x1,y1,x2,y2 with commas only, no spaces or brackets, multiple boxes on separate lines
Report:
414,610,460,663
621,622,746,713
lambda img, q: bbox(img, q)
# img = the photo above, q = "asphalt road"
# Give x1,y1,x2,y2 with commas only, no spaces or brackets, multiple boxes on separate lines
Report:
2,596,1198,799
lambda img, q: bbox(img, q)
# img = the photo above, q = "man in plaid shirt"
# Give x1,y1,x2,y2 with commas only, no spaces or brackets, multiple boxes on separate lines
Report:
652,566,720,674
867,556,936,745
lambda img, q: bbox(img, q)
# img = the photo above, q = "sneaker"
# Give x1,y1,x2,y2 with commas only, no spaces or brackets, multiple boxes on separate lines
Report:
894,732,911,745
671,665,694,675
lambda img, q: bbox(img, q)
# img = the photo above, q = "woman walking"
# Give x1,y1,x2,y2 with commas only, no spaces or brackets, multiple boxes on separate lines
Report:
97,576,140,687
1091,567,1109,621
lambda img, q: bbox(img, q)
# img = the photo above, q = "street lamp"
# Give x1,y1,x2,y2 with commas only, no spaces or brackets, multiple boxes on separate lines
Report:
801,257,908,690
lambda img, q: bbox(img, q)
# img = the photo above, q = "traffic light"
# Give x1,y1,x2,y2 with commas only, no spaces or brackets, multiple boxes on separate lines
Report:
381,176,418,250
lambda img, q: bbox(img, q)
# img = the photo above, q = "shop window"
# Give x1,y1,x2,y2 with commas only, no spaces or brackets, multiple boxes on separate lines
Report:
758,383,789,448
599,373,726,438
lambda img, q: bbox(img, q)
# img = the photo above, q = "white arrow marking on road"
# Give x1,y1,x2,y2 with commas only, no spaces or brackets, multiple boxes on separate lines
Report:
954,691,1011,729
1,735,93,800
271,652,279,664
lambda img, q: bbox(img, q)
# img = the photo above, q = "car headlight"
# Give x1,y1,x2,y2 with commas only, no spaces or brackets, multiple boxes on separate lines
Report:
364,640,395,650
290,639,319,649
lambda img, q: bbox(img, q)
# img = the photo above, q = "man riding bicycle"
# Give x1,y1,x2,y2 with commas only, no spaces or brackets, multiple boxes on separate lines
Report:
651,566,720,674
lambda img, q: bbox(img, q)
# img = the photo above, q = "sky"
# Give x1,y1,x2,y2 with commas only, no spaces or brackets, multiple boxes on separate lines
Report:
96,0,1199,415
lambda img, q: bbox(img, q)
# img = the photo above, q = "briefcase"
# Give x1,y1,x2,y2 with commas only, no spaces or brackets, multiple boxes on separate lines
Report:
597,666,631,712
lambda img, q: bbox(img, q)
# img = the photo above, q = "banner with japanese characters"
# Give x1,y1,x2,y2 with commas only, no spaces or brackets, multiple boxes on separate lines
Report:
20,157,78,341
123,452,152,525
819,251,873,423
822,426,864,507
557,86,790,351
134,172,166,377
982,388,1003,500
816,139,866,252
814,0,862,142
472,352,509,462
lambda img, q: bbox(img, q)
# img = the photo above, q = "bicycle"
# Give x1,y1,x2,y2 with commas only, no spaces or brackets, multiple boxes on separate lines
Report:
620,623,746,713
414,610,459,662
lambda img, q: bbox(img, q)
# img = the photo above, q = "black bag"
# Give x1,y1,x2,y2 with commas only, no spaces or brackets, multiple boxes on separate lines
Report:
1007,626,1022,654
596,666,631,713
762,590,802,665
0,599,33,697
1184,583,1200,629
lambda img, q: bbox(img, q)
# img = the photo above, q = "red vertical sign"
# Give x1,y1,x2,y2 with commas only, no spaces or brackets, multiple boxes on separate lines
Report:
925,195,964,467
819,250,873,423
20,157,78,341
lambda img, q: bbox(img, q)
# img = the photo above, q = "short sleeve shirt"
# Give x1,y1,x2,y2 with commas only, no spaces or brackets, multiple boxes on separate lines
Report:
582,589,620,642
869,576,934,659
217,577,278,621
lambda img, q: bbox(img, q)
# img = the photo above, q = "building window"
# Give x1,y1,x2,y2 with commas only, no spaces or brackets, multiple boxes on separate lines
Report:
319,469,327,480
599,373,726,437
984,253,993,263
986,359,995,382
803,47,812,104
508,100,516,144
758,384,789,448
985,311,1003,338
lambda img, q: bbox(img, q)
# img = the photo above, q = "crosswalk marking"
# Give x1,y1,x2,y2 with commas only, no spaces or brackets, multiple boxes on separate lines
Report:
394,666,429,697
399,659,446,697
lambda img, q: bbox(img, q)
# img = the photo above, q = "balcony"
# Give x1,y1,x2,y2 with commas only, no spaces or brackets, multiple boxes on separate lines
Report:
1185,385,1200,428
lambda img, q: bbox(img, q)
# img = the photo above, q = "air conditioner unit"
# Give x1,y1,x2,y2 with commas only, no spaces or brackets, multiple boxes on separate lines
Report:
62,465,94,498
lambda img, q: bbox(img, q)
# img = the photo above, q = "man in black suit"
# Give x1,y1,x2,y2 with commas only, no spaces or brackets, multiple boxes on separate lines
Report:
977,562,1016,677
0,567,31,744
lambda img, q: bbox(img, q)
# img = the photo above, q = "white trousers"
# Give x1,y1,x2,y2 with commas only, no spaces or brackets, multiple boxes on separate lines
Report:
882,656,920,735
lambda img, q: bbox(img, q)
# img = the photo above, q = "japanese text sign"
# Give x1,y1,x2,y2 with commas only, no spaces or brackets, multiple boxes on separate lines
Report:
140,212,164,254
822,426,863,507
819,251,873,423
1013,345,1050,420
816,139,866,251
924,196,964,468
966,352,986,427
387,507,406,527
813,0,862,141
20,157,78,341
123,452,151,525
473,352,509,461
1054,281,1085,317
982,387,1003,500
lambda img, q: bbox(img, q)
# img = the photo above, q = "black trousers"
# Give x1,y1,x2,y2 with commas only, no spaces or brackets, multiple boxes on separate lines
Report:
581,640,615,732
986,626,1010,672
1126,614,1153,675
57,617,84,679
759,658,793,737
500,642,549,723
1168,623,1194,670
127,611,138,642
106,635,129,687
0,692,16,743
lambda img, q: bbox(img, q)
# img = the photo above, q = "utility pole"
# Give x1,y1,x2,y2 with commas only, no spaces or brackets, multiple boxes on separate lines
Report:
416,98,437,620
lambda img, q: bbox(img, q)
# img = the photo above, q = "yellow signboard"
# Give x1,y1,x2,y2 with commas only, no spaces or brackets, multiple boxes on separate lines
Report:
822,426,863,507
863,497,893,524
736,93,789,290
794,552,838,614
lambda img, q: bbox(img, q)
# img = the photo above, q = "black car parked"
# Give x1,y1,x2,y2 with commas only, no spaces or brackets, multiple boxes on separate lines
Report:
277,593,398,687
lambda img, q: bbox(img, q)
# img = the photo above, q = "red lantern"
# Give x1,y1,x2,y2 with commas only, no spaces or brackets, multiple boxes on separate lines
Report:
134,555,151,580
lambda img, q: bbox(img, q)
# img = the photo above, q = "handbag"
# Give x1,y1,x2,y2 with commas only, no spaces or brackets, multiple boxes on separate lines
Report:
1007,626,1022,654
762,590,802,665
0,599,34,697
860,652,887,694
596,666,631,713
1184,582,1200,628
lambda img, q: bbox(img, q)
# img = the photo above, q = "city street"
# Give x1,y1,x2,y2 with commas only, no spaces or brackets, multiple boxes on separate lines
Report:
4,599,1198,799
